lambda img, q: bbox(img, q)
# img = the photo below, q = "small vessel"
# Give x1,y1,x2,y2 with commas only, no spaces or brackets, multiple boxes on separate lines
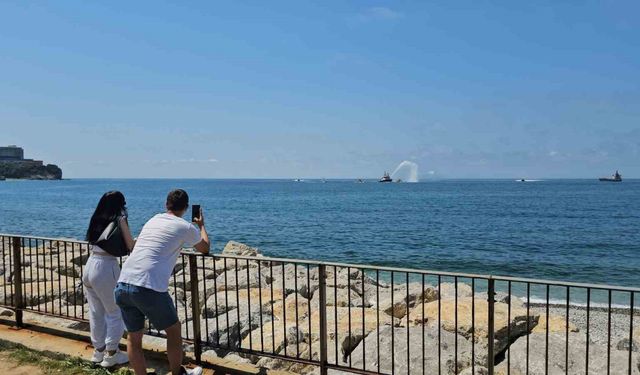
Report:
379,172,393,183
356,179,365,183
599,170,622,182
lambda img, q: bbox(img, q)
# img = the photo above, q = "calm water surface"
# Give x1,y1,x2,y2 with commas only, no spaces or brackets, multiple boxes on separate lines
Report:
1,179,638,290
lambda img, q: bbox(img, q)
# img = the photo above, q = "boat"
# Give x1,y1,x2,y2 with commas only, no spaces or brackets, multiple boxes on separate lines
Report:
379,172,393,183
356,179,365,183
599,170,622,182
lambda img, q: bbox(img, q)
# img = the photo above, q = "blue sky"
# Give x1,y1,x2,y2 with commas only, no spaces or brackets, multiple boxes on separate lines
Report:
1,1,639,178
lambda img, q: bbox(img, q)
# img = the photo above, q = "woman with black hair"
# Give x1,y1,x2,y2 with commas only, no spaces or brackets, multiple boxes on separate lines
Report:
84,191,134,368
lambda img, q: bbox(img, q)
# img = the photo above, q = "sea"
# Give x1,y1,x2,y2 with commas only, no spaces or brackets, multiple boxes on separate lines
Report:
1,178,639,303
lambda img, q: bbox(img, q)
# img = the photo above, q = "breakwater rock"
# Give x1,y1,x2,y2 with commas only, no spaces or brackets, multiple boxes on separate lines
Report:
1,239,639,374
0,161,62,180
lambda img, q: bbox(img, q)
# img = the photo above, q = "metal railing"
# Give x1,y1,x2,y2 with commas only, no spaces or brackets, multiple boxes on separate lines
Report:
1,233,638,374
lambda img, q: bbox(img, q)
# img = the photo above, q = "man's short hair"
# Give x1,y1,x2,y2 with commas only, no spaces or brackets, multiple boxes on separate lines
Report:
166,189,189,212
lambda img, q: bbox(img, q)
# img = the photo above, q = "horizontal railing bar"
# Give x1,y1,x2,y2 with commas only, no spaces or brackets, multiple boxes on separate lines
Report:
191,251,494,280
491,275,640,293
326,363,381,374
0,233,87,243
3,233,640,293
221,347,321,367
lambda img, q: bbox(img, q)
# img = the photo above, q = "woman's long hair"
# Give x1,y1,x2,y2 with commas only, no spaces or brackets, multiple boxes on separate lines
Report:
86,191,127,244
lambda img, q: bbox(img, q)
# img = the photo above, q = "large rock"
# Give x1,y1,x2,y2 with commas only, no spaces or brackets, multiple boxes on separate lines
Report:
214,268,272,292
406,297,539,355
222,241,260,257
271,293,311,323
499,333,640,375
439,282,473,300
269,263,317,299
203,302,271,349
313,286,368,308
22,275,75,306
348,325,475,374
202,287,284,319
309,306,397,359
375,282,439,319
531,313,579,334
62,282,85,305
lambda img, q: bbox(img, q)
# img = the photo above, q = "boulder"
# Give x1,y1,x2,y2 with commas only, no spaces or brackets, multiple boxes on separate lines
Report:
203,297,273,349
499,333,640,375
70,253,89,267
222,241,260,257
269,263,317,298
531,313,579,334
214,268,272,292
406,297,539,355
271,293,311,323
202,287,284,319
439,282,473,300
618,338,639,353
348,325,475,374
53,265,80,278
62,282,85,305
375,282,438,319
0,308,14,317
313,286,368,308
255,337,342,373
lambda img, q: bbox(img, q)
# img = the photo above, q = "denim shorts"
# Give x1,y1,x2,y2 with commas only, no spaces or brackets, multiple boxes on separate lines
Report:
114,282,178,332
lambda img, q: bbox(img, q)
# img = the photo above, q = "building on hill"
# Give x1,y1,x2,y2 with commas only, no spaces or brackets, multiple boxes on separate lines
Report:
0,145,61,179
0,145,25,161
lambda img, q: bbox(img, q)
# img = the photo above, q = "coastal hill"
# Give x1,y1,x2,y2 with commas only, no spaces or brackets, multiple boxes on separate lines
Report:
0,145,62,180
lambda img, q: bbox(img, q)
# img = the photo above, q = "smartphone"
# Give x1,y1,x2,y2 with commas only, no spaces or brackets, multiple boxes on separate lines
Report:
191,205,201,222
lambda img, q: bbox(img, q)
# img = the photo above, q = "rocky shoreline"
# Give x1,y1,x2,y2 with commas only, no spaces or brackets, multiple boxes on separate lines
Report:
0,161,62,180
1,239,638,374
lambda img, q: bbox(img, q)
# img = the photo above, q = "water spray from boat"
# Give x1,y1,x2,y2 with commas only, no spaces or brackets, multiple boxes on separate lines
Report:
390,161,419,182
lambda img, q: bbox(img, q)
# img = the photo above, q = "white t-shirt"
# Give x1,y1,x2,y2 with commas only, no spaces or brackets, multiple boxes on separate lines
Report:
119,213,201,292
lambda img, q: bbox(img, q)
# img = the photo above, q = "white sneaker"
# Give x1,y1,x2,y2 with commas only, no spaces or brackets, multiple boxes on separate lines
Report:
90,349,104,363
181,366,203,375
100,349,129,368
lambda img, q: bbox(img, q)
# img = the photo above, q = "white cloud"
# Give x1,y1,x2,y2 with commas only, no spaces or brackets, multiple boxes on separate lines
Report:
146,158,218,165
548,151,558,157
357,6,403,22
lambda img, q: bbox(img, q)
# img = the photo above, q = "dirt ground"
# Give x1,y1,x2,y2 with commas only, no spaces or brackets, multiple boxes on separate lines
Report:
0,352,44,374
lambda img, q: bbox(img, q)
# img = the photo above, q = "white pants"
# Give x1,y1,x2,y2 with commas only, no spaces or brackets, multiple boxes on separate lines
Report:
83,255,125,351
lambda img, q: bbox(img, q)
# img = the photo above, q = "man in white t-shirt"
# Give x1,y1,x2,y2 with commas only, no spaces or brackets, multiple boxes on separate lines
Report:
115,189,210,375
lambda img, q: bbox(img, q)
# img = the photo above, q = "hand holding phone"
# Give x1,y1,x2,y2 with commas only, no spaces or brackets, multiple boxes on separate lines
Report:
192,205,205,228
192,205,201,222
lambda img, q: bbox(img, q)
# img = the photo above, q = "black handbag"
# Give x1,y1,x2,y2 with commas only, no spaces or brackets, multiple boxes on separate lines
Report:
95,216,128,257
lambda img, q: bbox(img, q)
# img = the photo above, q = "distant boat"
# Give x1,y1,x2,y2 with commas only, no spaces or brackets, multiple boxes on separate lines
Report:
293,179,304,182
379,172,393,183
599,170,622,182
356,179,365,183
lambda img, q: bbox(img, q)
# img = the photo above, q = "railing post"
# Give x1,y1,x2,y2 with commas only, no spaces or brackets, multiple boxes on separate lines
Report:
11,237,24,328
318,264,328,375
188,253,202,364
487,277,495,375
